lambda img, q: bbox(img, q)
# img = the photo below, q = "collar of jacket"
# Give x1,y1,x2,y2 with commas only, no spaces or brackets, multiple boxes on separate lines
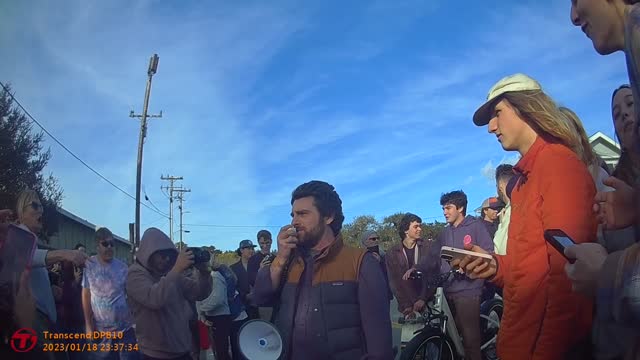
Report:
292,233,345,266
514,136,549,175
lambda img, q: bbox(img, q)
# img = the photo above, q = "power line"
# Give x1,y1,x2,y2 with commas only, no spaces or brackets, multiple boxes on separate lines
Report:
143,187,168,216
0,81,169,219
184,223,282,228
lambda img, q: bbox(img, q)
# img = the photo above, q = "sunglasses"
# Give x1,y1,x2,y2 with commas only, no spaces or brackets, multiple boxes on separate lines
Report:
100,241,114,248
24,201,43,211
368,237,379,241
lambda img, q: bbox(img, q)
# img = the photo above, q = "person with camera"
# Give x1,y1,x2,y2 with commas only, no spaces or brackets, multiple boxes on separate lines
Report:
253,180,393,360
126,228,212,360
81,227,137,360
385,213,437,319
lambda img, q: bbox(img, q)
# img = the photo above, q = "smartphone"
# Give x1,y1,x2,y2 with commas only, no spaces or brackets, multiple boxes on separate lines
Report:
543,229,576,263
0,224,37,288
440,246,493,263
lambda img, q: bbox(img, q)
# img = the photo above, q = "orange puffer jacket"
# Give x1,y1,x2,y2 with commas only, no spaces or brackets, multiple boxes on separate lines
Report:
492,137,596,360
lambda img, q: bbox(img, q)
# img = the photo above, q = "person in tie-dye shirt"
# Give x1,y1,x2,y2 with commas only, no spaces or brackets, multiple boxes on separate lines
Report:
82,227,138,360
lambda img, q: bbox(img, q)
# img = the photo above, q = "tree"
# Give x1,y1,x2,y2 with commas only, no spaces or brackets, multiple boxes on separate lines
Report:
0,84,63,239
340,212,448,252
216,250,239,265
341,215,377,248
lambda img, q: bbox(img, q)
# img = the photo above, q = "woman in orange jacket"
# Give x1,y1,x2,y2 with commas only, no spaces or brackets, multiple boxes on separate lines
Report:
455,73,597,360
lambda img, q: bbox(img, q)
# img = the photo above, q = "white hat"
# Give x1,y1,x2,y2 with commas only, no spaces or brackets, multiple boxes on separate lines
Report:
473,73,542,126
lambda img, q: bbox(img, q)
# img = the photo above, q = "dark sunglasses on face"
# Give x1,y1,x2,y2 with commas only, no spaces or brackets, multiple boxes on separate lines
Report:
368,237,379,241
24,201,43,211
100,241,114,248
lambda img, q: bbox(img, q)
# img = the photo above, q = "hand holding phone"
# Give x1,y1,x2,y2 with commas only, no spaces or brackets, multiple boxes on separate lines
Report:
440,246,493,263
543,229,576,263
447,245,497,280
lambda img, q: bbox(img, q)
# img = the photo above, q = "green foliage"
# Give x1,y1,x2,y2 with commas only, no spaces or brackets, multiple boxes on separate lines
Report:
216,250,239,265
0,83,63,240
341,213,446,251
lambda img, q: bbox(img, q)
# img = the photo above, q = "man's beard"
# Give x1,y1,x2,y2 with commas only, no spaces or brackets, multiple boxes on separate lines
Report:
298,221,325,250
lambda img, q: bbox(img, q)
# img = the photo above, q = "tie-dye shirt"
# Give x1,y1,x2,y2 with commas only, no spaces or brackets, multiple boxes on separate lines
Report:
82,256,133,331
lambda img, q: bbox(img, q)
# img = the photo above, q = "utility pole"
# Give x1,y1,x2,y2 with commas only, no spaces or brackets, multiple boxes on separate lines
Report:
131,54,162,249
174,188,191,250
160,175,183,244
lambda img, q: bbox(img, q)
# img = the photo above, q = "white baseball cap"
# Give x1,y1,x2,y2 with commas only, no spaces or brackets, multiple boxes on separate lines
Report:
472,73,542,126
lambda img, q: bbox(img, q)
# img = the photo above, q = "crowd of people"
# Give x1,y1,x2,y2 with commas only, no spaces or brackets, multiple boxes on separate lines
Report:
2,1,640,359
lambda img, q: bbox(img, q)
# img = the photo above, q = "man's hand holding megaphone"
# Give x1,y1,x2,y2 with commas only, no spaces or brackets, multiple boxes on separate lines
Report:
270,225,298,289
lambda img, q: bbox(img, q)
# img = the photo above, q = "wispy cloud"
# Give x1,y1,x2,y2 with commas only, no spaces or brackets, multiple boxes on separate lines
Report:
0,0,628,250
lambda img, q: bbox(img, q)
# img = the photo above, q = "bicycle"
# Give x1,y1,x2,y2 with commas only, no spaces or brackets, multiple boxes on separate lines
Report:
399,270,503,360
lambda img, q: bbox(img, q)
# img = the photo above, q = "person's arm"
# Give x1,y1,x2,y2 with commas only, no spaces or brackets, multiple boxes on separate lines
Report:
267,256,290,293
44,250,87,267
253,265,277,307
125,266,182,310
247,255,260,287
32,249,49,268
384,249,412,312
597,244,640,329
198,273,226,313
181,267,213,302
359,253,394,359
81,288,94,332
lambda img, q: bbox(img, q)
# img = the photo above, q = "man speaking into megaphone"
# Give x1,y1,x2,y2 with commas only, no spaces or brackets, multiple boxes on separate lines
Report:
253,181,394,360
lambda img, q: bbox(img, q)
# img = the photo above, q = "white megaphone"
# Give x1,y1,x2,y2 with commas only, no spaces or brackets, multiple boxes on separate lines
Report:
237,319,283,360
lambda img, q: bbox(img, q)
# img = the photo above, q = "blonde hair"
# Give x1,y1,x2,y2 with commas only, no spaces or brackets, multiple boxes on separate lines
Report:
15,189,41,222
558,107,600,179
501,90,583,157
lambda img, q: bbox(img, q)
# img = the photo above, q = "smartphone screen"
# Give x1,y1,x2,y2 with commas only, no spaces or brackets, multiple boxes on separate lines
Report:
553,236,575,248
0,225,37,287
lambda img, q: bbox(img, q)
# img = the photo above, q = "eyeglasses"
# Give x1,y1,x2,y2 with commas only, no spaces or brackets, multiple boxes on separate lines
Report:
368,237,379,241
100,241,114,248
24,201,43,211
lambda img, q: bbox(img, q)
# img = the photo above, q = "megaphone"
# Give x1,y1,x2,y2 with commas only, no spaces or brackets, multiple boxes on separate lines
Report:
237,319,283,360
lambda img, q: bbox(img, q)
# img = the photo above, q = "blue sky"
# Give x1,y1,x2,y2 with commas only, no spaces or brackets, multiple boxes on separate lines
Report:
0,0,629,251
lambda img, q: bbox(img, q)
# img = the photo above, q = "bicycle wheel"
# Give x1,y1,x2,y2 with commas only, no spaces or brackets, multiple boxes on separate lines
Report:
400,329,457,360
480,298,503,360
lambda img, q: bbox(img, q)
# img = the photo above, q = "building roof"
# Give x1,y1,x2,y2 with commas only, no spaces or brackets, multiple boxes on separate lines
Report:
56,207,130,246
588,131,619,147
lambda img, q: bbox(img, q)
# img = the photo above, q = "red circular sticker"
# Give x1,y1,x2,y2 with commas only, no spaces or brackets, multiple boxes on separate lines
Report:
463,235,472,247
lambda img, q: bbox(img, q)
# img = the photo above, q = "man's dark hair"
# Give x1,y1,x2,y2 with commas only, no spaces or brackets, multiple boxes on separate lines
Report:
397,213,422,240
495,164,515,184
440,190,468,216
74,243,85,250
257,230,272,241
291,180,344,236
95,227,113,242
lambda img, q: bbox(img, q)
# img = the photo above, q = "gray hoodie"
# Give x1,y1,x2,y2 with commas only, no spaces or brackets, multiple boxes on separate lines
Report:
126,228,212,359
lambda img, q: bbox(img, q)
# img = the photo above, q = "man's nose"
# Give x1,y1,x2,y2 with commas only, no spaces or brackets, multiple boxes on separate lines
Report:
570,5,580,26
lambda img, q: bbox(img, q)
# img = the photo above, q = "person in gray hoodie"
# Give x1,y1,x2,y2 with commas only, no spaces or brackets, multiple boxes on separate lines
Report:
126,228,212,360
433,190,494,360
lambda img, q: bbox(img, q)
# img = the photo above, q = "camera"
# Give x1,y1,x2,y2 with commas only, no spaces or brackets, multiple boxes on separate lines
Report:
264,253,277,263
187,247,211,264
408,270,423,280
